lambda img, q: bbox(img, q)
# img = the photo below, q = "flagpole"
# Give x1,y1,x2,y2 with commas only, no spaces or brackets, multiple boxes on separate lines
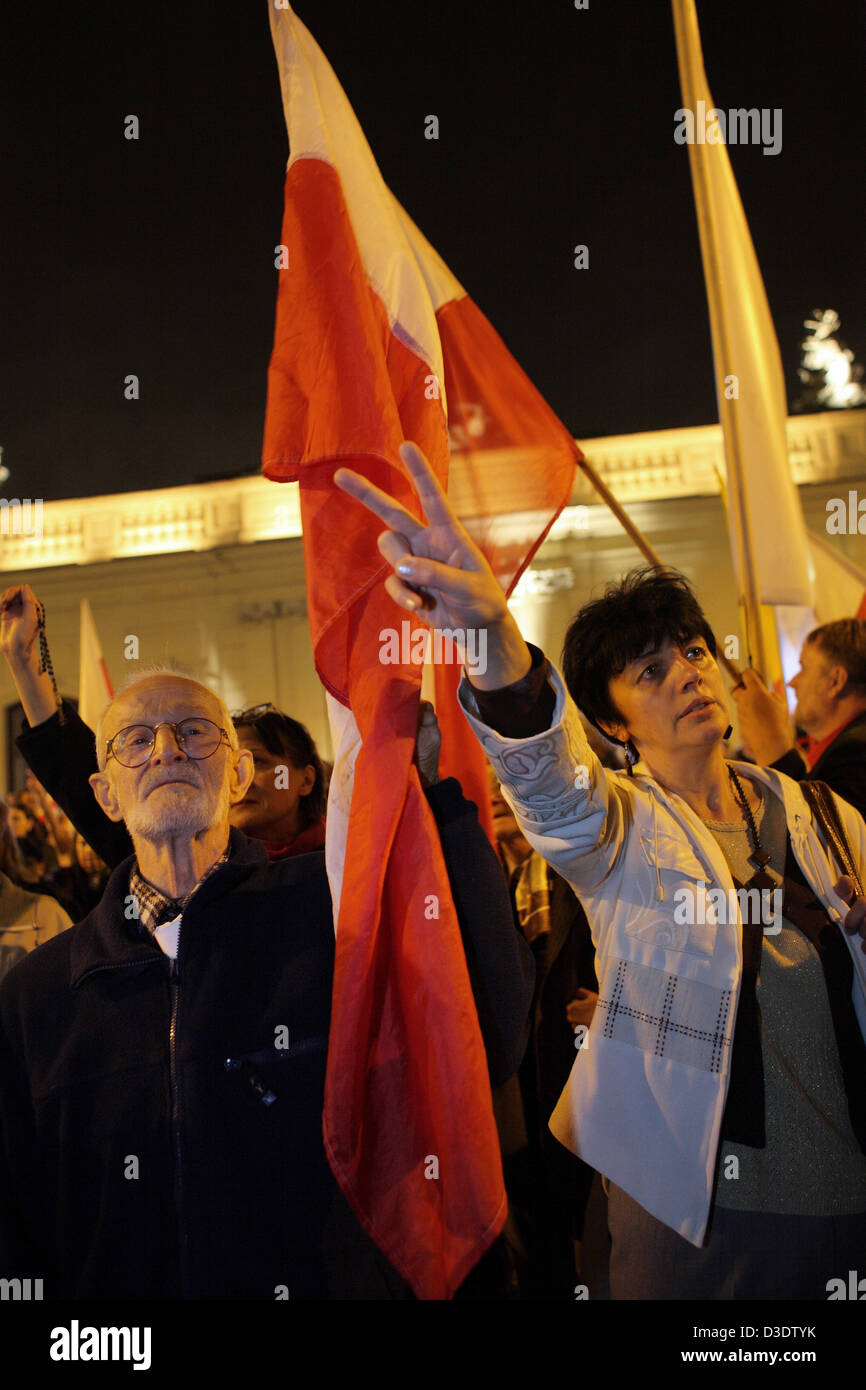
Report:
671,0,768,678
576,455,743,683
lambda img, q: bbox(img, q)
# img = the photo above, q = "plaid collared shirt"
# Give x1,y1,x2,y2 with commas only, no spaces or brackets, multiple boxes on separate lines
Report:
129,846,230,936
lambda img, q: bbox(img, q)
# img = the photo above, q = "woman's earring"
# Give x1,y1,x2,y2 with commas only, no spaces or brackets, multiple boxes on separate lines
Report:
723,724,733,741
625,740,639,776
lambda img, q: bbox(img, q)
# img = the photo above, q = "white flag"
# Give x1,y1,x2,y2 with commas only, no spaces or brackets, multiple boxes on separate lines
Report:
807,530,866,623
79,599,113,732
672,0,812,610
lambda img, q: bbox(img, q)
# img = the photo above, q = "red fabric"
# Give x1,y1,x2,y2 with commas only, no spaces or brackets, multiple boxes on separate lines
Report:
436,296,578,590
262,153,577,1296
431,296,578,846
99,657,114,699
263,160,505,1298
261,819,326,861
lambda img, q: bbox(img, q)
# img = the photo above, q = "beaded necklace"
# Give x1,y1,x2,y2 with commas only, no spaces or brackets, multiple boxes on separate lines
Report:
727,765,775,890
35,601,66,726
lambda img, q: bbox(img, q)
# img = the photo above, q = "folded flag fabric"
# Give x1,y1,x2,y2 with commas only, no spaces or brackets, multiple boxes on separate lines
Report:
807,528,866,622
263,2,577,1298
78,598,114,733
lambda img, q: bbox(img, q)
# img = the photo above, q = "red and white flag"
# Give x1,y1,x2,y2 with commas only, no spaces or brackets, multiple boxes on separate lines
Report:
262,4,577,1298
78,598,113,732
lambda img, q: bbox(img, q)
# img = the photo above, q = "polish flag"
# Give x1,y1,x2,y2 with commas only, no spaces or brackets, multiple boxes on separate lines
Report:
262,4,577,1298
78,599,113,733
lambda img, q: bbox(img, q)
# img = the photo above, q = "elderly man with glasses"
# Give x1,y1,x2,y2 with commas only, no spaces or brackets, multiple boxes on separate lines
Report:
0,588,534,1300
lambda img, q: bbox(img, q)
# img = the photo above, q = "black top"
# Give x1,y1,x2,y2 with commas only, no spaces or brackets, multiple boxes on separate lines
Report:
771,710,866,823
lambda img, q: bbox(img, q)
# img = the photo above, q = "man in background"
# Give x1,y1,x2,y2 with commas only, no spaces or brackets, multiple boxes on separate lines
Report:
734,618,866,820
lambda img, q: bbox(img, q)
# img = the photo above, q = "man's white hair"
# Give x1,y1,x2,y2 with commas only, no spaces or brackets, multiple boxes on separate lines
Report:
94,663,238,770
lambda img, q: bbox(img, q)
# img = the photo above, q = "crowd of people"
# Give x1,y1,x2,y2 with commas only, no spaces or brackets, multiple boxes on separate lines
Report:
0,778,109,981
1,434,866,1303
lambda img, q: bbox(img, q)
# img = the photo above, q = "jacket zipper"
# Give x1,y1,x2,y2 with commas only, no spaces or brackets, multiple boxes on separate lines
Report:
74,946,190,1292
168,956,189,1298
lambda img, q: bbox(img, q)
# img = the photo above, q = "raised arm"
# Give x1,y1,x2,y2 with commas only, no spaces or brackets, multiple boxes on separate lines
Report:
0,585,62,726
0,585,132,869
336,443,630,920
335,442,532,691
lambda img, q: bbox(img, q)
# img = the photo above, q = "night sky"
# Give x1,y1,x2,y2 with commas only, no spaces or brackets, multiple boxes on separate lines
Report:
1,0,863,503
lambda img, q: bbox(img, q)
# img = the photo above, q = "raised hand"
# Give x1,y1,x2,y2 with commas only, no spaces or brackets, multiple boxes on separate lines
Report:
0,584,41,668
0,583,62,726
730,668,794,765
566,987,598,1029
335,441,532,688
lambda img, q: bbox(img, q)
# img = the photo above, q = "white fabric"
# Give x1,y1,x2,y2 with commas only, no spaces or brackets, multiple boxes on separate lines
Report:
459,661,866,1245
807,529,866,623
78,598,113,733
671,0,811,608
152,913,182,962
323,693,363,936
269,3,465,406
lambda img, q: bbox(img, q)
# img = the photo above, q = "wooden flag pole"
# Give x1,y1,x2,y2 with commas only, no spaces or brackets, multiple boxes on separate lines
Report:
576,455,743,685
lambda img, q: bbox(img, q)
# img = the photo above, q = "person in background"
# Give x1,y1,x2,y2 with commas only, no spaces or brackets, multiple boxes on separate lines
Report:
5,794,55,889
2,774,100,920
73,832,110,896
0,802,28,890
230,704,326,857
733,619,866,822
16,783,45,825
43,831,110,922
7,799,36,842
23,772,74,855
487,762,600,1297
320,760,333,802
0,797,72,982
6,796,42,849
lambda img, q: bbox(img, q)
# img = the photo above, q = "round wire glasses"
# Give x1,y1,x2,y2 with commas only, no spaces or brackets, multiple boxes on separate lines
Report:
105,719,232,769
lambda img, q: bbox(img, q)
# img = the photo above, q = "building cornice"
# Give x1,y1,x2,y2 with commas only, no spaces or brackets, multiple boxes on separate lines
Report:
572,408,866,505
1,409,863,572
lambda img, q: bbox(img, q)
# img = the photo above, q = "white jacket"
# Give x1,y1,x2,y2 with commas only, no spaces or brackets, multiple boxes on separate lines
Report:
459,662,866,1244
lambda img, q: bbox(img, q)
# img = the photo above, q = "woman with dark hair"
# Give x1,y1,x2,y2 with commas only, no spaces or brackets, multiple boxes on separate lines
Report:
336,441,866,1300
230,704,327,859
